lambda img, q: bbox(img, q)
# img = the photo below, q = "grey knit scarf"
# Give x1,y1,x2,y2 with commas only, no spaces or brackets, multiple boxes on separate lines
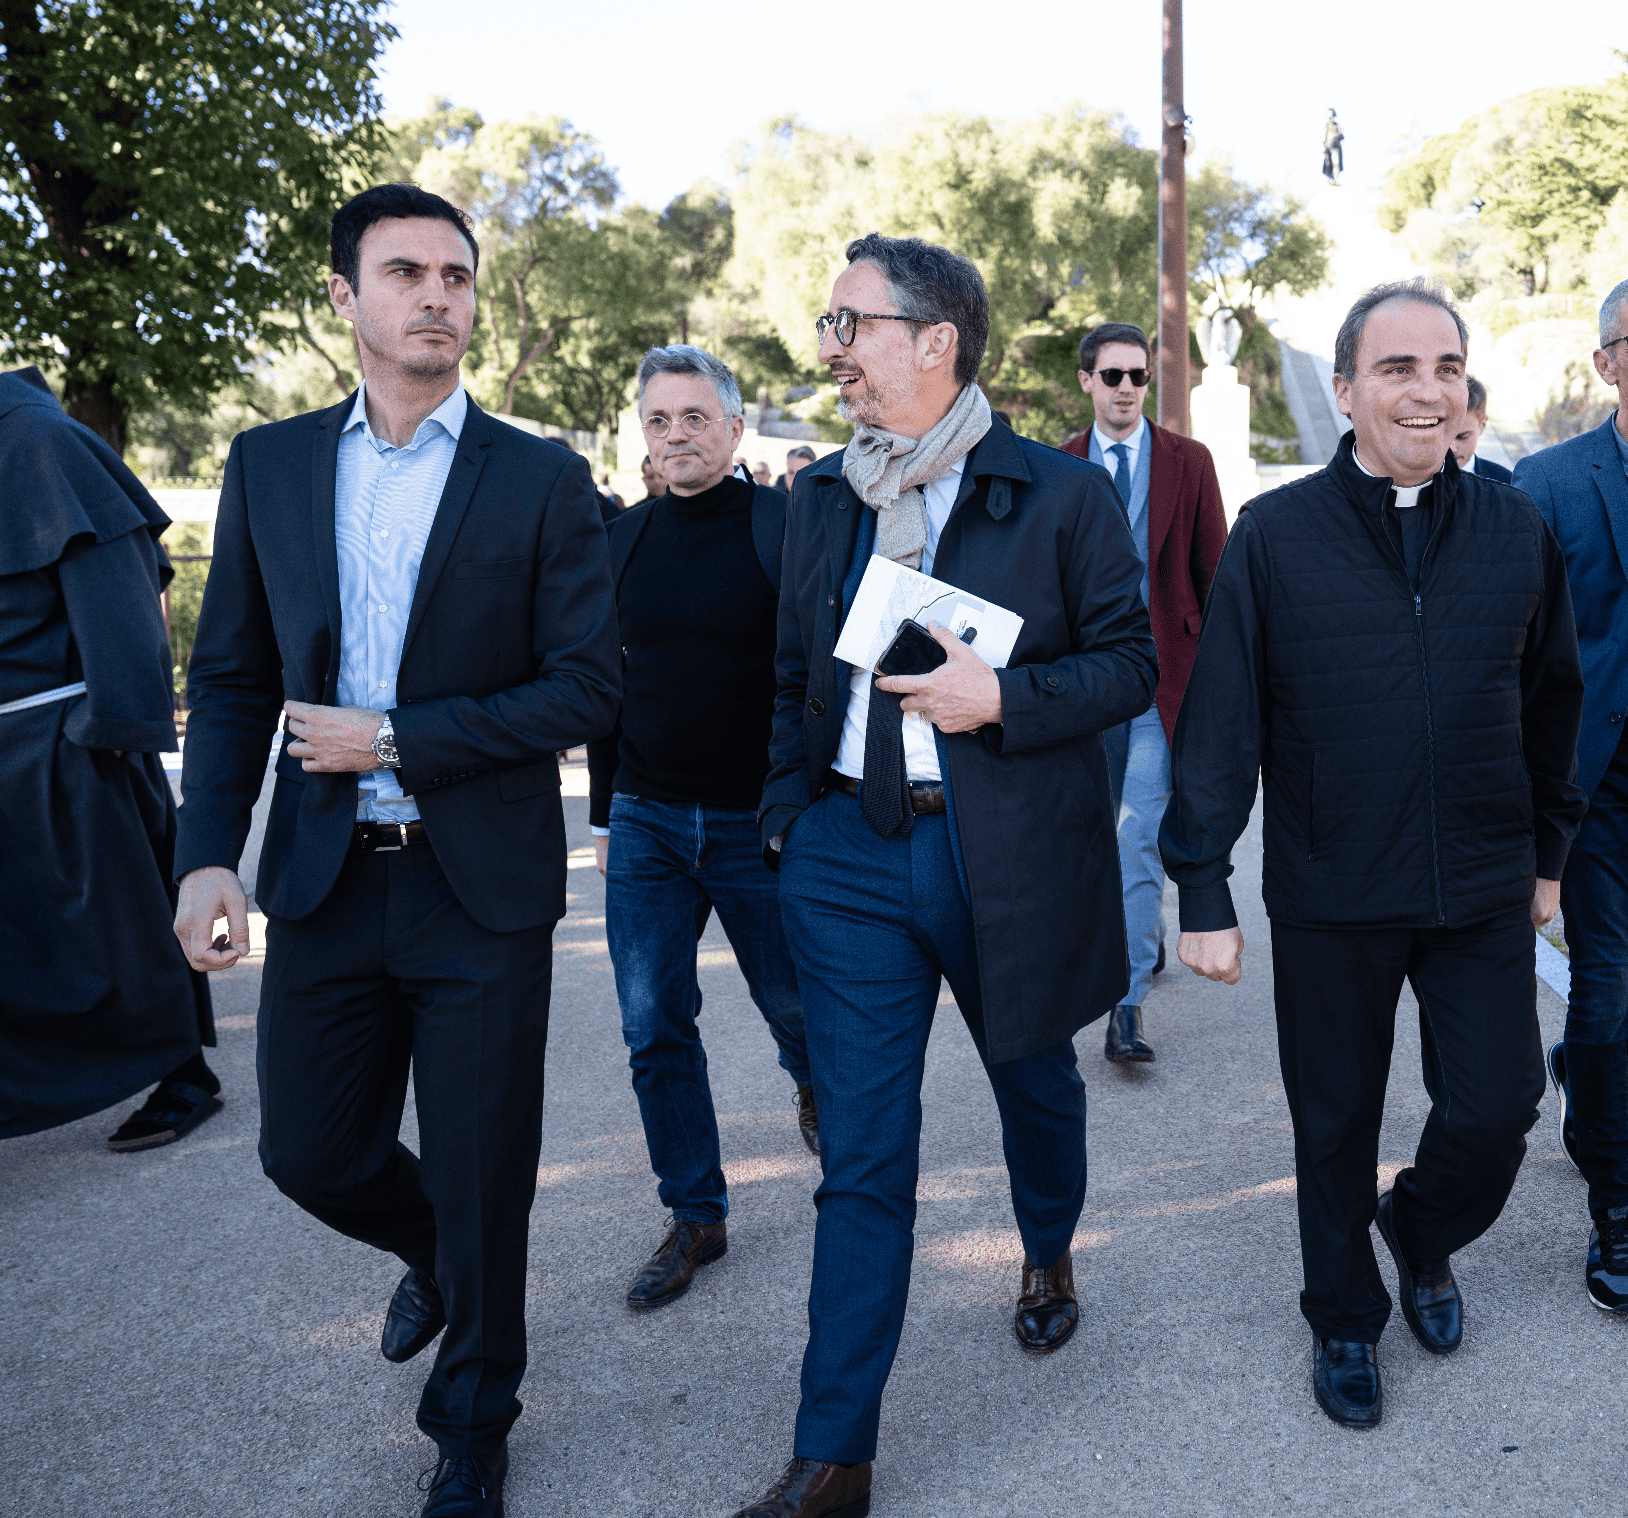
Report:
842,383,993,570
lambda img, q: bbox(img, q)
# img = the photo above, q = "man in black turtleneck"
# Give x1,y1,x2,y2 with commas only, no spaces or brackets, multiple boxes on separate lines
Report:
588,345,815,1315
1161,282,1585,1431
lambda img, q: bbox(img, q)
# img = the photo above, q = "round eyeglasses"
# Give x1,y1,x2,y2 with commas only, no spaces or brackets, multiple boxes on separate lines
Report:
642,411,733,440
815,309,922,346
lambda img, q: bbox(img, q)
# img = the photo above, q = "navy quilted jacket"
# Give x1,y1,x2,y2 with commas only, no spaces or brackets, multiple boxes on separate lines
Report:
1161,432,1586,931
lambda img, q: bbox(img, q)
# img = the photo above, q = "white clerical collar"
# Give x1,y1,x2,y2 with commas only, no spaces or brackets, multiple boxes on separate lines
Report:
1352,443,1431,509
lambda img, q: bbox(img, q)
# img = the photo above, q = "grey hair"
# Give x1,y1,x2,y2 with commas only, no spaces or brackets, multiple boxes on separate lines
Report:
786,445,816,461
1334,278,1469,382
1600,279,1628,347
636,344,743,416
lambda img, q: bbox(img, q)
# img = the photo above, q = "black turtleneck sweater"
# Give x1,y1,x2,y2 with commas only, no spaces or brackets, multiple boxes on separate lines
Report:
587,474,779,824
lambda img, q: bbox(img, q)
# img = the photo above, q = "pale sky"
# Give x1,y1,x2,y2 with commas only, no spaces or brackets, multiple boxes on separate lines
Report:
378,0,1626,209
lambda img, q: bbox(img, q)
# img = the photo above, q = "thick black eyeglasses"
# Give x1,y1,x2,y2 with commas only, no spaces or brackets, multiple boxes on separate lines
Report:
1604,335,1628,352
1088,367,1151,388
815,309,921,346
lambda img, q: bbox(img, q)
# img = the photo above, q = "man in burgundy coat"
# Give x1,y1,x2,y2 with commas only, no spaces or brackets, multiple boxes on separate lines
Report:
1060,322,1228,1062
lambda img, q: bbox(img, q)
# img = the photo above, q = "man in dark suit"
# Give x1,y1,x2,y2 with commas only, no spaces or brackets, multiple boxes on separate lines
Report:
1059,323,1229,1062
731,234,1156,1518
1451,375,1513,483
171,184,620,1516
1513,276,1628,1315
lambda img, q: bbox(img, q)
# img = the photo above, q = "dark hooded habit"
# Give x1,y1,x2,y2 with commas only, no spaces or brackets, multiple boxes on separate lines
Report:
0,367,213,1140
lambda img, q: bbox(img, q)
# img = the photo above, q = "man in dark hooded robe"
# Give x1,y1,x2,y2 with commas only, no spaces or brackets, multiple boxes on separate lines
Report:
0,366,219,1150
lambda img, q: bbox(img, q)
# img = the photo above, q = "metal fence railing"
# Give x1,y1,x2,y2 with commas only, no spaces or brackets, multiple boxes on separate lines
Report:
162,552,212,715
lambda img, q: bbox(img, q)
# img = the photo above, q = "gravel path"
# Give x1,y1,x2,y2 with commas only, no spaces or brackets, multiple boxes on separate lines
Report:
4,776,1620,1517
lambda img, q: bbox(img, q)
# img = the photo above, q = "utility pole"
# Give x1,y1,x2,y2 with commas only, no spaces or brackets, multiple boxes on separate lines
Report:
1157,0,1189,434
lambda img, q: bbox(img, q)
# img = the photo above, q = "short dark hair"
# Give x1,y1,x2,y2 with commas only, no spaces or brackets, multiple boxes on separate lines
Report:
844,232,989,387
1078,323,1150,374
331,184,479,290
1334,278,1467,382
786,445,816,462
1466,375,1488,415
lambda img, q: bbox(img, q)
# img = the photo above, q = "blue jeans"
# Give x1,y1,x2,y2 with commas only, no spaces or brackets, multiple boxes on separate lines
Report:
1114,707,1171,1008
605,795,811,1224
1562,736,1628,1216
778,789,1088,1464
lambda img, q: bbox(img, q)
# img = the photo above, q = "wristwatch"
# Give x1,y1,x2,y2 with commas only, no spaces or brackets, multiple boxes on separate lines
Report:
371,714,401,769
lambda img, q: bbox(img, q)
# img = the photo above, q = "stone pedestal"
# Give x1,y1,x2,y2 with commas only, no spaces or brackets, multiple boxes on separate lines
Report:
1188,361,1259,524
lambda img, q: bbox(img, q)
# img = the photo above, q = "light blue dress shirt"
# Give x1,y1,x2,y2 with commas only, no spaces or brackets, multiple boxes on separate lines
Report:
334,381,467,821
1088,416,1152,611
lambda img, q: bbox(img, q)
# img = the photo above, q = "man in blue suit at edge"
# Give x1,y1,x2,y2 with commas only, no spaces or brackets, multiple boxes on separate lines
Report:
1514,277,1628,1315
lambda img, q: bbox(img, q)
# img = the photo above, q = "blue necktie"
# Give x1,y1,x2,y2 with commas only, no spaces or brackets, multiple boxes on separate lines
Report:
1108,443,1132,523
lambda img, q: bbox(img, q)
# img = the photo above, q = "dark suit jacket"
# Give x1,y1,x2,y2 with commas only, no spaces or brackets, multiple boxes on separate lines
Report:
1474,455,1514,484
1514,414,1628,798
175,391,622,933
760,419,1158,1063
1058,421,1227,741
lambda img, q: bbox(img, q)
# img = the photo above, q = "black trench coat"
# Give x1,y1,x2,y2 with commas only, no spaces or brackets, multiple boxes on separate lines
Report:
0,368,212,1139
759,418,1158,1064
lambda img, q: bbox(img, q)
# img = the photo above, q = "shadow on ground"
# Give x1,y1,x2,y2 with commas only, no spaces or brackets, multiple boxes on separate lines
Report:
3,786,1619,1516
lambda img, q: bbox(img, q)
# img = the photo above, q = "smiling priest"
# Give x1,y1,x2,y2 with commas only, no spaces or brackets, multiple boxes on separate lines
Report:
1159,279,1587,1429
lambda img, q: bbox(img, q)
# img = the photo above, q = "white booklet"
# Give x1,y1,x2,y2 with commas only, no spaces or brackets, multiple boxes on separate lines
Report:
832,554,1024,672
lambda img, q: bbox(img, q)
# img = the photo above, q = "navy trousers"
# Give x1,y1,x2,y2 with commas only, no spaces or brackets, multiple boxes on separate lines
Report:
778,789,1088,1463
1561,733,1628,1217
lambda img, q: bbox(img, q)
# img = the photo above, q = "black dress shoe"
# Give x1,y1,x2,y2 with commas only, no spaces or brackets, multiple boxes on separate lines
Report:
1154,939,1167,975
1014,1250,1078,1354
729,1457,872,1517
382,1267,447,1363
1375,1188,1462,1355
418,1445,507,1517
795,1085,821,1157
1587,1210,1628,1313
1549,1041,1581,1175
626,1216,727,1311
106,1079,224,1151
1313,1337,1382,1428
1104,1005,1155,1063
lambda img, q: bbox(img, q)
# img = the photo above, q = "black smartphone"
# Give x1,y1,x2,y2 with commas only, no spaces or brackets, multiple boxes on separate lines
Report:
876,619,948,677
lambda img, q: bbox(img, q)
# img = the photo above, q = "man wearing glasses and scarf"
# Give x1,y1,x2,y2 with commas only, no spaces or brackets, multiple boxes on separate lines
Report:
733,234,1156,1518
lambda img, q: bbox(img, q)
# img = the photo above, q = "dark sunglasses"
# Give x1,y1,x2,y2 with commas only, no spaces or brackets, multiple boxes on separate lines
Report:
1088,367,1151,388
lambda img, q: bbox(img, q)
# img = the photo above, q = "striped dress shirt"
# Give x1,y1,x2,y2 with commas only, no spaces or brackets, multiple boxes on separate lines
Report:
334,381,467,821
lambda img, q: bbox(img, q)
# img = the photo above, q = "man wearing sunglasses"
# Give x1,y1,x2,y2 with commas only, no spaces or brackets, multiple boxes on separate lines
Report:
587,345,817,1317
737,235,1156,1518
1512,278,1628,1318
1060,323,1228,1065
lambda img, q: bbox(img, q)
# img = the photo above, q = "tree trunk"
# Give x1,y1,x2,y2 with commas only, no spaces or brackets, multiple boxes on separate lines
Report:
64,373,126,455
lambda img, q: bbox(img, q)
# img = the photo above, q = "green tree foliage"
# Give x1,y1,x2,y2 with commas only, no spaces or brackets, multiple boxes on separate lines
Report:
0,0,394,452
729,110,1325,443
1381,68,1628,297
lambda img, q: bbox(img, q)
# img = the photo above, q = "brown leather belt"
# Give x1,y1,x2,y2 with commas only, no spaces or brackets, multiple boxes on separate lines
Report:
826,770,947,816
352,819,428,852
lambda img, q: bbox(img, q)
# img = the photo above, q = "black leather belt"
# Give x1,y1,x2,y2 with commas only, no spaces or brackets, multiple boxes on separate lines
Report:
826,770,947,816
352,819,428,852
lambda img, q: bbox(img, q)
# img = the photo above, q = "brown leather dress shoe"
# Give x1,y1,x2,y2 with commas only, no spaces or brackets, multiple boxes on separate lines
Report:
795,1085,821,1157
729,1457,872,1518
625,1216,727,1311
1014,1249,1078,1354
